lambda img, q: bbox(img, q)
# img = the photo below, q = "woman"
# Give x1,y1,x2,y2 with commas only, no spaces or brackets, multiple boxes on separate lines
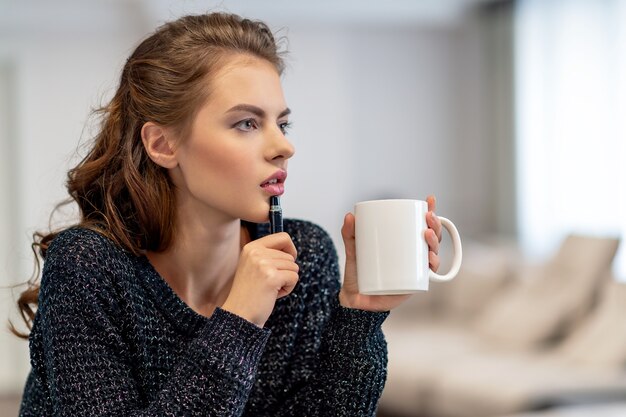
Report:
16,12,442,416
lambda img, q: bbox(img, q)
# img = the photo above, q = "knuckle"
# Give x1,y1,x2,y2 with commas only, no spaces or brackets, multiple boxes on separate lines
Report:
242,244,258,257
260,263,274,277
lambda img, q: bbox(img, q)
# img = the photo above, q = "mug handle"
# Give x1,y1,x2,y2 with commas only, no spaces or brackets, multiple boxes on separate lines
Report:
428,216,463,282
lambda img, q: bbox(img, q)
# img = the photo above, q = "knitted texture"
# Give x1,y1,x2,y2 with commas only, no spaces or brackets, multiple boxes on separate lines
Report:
20,219,389,416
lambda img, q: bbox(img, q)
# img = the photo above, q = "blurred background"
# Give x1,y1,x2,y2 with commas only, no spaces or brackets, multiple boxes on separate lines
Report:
0,0,624,416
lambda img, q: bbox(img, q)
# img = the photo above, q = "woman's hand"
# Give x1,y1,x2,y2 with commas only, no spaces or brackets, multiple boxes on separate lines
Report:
339,195,442,312
222,232,299,327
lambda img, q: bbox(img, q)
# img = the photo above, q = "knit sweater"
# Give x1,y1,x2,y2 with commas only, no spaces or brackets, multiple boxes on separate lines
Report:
19,219,389,417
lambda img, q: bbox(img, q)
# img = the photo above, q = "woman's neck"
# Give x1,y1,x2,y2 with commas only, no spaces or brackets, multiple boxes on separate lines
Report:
146,214,250,317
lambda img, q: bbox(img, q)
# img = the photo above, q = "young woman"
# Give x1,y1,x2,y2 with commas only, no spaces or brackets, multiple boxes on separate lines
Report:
15,12,442,417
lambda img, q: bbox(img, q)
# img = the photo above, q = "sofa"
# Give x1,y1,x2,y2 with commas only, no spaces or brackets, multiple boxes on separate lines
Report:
378,234,625,417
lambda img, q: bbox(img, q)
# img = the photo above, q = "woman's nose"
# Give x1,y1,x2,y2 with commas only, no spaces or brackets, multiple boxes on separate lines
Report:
266,128,295,161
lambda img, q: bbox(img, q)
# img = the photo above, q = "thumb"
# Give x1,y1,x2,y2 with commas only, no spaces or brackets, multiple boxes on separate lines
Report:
341,212,356,260
341,212,359,295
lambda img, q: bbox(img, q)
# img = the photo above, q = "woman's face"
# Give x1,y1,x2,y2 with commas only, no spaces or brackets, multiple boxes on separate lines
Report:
169,55,295,224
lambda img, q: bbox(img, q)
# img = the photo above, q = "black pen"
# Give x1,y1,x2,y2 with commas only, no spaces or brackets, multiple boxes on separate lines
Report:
269,196,283,234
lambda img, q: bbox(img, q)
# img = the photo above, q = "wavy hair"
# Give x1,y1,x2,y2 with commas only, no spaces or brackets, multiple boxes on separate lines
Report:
12,12,286,338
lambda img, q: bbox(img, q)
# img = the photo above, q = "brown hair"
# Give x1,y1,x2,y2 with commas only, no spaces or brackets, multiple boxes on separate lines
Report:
12,12,286,338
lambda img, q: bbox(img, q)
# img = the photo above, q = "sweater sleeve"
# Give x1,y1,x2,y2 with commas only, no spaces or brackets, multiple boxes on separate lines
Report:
273,222,389,417
27,231,270,417
294,303,390,417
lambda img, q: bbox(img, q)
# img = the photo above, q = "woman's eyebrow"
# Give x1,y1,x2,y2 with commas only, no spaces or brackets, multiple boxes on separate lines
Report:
226,104,291,119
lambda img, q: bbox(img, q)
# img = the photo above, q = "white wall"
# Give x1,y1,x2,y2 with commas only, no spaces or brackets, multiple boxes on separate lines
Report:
281,24,462,251
0,58,30,394
0,28,149,393
0,6,494,393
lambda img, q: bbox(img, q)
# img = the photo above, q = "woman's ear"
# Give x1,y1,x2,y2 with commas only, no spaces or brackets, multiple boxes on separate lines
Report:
141,122,178,169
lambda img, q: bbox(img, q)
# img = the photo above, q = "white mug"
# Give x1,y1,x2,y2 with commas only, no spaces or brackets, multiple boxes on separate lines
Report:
354,199,462,295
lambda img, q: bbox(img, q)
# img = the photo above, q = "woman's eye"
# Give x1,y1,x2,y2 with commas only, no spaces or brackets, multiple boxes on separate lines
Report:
234,119,258,131
279,121,292,134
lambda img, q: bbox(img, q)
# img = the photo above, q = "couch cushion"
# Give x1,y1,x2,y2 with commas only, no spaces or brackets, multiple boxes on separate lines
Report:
426,352,626,417
385,238,520,324
472,235,619,350
436,238,519,321
552,278,626,368
380,320,487,416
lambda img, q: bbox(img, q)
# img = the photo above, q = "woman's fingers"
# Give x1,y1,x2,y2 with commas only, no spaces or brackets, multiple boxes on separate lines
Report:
427,195,436,212
429,250,440,271
341,212,356,259
223,232,300,327
427,212,442,242
425,228,440,255
260,232,298,260
275,269,300,298
426,195,441,272
426,195,442,242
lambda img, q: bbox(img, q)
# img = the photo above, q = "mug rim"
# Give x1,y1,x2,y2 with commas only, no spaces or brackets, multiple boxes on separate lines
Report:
355,199,427,207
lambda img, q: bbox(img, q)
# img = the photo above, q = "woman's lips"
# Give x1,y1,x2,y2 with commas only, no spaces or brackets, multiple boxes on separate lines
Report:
260,170,287,195
261,181,285,196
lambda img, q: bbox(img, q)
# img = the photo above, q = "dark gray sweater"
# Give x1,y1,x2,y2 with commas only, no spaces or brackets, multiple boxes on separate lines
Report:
20,219,389,416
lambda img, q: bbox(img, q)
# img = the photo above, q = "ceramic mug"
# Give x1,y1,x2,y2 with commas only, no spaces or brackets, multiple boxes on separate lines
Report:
354,199,462,295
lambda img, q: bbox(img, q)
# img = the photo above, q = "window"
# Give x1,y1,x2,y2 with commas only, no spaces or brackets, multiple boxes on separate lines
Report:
515,0,626,279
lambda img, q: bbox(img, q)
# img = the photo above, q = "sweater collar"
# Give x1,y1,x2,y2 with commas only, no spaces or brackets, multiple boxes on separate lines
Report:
137,222,269,335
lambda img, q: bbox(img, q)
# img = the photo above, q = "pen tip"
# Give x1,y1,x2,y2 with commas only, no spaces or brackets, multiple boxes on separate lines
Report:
270,196,280,206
